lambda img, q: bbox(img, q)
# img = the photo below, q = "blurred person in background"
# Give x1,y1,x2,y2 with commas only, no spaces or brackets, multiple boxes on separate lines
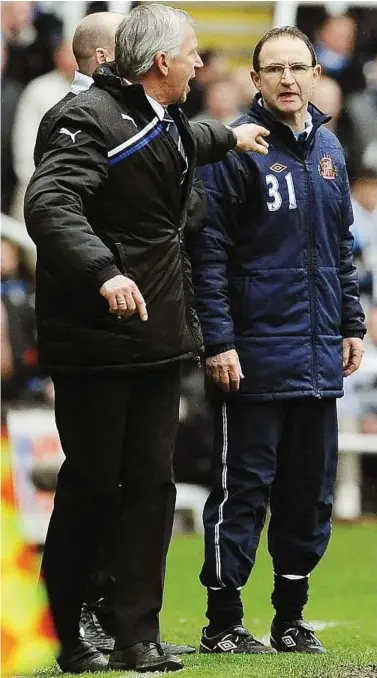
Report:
192,78,242,125
310,75,343,133
189,25,365,657
33,10,197,660
231,66,258,113
180,48,228,119
314,14,365,96
24,3,270,673
1,1,62,87
1,237,50,407
359,305,377,435
1,39,22,214
11,38,76,222
350,168,377,302
346,55,377,173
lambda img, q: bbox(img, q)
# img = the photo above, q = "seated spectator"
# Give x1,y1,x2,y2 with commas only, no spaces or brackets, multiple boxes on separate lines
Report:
1,39,22,215
191,78,242,125
11,38,76,222
314,14,365,96
180,49,228,119
346,55,377,164
1,1,62,87
231,66,257,113
350,168,377,301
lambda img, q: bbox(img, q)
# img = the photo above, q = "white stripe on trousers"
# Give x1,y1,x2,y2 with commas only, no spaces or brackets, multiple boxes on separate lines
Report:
214,401,229,587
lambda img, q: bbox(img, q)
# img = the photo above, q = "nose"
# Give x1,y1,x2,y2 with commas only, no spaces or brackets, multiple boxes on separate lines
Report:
196,53,203,69
280,66,295,84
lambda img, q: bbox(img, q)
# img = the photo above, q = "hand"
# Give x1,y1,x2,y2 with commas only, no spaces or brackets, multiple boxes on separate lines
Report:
206,349,244,392
100,275,148,321
232,123,270,155
342,337,364,377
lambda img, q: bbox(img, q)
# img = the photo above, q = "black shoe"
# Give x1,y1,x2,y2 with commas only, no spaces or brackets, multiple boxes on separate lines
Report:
200,625,277,654
161,640,196,655
270,618,327,653
109,642,183,673
80,603,115,654
57,639,108,673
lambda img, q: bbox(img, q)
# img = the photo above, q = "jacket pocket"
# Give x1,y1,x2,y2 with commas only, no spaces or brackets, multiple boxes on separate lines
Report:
114,241,128,275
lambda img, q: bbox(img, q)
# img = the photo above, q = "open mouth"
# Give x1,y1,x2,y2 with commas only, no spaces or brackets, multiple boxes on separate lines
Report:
279,92,298,100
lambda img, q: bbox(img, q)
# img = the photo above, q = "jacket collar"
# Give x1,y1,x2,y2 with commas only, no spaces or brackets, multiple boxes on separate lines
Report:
247,93,330,154
92,62,186,125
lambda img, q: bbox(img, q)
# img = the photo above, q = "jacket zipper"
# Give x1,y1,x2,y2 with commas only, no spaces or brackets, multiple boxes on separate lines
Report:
176,143,203,366
303,160,321,398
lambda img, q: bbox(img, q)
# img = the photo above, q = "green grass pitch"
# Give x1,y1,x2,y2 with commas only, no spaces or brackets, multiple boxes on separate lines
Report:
32,521,376,677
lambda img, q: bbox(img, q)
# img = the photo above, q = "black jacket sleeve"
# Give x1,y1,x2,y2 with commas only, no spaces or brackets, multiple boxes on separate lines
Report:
339,172,366,339
190,120,237,166
25,103,121,292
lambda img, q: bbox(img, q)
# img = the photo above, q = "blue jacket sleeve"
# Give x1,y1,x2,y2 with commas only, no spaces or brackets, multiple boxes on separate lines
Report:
339,171,366,338
187,152,248,352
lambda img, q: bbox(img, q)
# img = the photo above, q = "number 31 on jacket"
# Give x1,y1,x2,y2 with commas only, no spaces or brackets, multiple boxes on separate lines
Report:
266,172,297,211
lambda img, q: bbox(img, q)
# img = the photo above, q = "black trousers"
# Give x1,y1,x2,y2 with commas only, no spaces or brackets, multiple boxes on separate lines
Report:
201,398,338,589
43,366,180,650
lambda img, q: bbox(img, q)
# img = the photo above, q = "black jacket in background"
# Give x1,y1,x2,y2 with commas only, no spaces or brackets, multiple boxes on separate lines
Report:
25,63,236,374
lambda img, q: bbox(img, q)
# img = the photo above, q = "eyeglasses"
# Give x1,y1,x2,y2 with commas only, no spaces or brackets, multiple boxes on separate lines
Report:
258,64,314,78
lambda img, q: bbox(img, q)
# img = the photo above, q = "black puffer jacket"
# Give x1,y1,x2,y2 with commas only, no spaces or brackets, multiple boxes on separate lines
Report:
24,64,236,373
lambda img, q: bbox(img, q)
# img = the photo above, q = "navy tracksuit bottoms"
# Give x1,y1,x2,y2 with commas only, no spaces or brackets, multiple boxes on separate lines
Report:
200,397,338,591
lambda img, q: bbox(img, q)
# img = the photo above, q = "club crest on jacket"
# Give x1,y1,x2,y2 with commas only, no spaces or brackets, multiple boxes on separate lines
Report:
318,156,337,180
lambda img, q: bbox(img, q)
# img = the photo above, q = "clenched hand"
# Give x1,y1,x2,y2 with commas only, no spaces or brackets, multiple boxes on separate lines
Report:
342,337,364,377
232,123,270,155
100,274,148,321
206,349,244,392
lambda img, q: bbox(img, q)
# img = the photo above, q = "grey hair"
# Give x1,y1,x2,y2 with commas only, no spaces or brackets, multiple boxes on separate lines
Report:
115,4,192,79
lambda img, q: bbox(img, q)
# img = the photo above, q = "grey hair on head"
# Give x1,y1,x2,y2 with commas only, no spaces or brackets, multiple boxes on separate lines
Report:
115,3,192,80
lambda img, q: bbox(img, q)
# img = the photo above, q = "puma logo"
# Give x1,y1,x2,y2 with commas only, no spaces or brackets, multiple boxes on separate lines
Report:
59,128,81,143
121,113,137,127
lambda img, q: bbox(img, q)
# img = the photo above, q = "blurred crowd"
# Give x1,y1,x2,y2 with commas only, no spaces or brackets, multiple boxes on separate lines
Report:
1,1,376,503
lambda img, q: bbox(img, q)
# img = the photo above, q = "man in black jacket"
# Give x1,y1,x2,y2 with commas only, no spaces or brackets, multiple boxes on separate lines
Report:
25,4,269,673
33,10,197,659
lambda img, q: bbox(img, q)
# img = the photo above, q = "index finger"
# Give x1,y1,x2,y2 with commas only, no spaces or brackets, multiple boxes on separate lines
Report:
256,135,269,148
132,288,148,321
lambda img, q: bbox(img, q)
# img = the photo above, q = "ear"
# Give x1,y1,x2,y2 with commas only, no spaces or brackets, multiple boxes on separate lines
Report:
95,48,108,65
250,69,261,91
312,63,322,88
155,51,169,77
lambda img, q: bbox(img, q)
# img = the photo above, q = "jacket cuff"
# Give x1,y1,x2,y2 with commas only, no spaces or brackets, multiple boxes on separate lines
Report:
205,342,236,357
342,331,365,339
95,264,122,290
225,125,238,149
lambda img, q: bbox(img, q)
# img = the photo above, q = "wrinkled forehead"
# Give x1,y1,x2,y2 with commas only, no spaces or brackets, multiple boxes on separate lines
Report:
259,36,313,66
180,23,198,52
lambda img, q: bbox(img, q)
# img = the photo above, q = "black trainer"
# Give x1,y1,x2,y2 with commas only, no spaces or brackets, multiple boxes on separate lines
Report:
57,639,108,673
270,618,327,653
200,625,277,654
80,603,114,654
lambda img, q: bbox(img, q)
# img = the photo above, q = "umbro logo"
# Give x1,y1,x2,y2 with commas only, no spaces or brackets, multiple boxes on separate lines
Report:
282,634,296,647
217,639,238,652
270,162,287,173
59,128,81,143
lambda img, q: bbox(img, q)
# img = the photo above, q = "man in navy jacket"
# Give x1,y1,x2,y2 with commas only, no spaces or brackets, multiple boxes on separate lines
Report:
189,26,365,655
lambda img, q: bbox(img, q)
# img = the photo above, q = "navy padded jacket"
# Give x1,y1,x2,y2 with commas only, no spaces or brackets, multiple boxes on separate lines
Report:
189,97,366,400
